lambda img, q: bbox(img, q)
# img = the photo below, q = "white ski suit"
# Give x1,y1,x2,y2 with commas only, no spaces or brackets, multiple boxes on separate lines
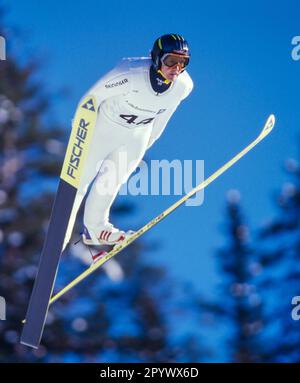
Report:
64,57,193,247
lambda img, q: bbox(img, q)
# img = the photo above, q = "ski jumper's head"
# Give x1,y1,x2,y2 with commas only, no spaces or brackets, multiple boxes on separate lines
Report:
151,34,190,82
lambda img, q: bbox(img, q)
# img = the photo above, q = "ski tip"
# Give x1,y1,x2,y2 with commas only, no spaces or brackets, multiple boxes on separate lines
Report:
260,114,275,137
268,113,276,126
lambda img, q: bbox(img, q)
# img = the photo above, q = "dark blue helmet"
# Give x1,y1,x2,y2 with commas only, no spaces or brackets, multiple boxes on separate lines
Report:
151,34,190,70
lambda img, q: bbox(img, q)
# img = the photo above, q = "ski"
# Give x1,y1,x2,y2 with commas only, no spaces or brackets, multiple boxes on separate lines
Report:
20,95,98,349
49,114,275,306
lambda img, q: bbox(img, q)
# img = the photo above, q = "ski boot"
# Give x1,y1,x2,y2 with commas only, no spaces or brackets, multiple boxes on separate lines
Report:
92,230,136,262
82,223,126,246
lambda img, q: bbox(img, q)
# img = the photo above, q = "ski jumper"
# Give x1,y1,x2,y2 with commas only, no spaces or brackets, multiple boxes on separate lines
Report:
64,57,193,247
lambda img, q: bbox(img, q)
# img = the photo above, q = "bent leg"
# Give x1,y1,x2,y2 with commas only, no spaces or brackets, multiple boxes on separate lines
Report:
84,128,151,235
62,113,121,251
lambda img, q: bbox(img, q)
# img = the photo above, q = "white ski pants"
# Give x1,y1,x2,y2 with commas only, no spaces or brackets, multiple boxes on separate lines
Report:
63,111,152,249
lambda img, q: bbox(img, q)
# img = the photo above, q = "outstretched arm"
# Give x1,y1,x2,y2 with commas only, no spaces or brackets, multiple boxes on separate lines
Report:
147,105,178,150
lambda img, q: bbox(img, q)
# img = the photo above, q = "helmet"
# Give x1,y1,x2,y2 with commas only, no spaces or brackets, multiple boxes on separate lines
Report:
151,34,190,70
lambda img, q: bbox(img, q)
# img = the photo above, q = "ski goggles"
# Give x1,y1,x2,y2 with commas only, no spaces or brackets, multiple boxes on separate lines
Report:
161,53,190,69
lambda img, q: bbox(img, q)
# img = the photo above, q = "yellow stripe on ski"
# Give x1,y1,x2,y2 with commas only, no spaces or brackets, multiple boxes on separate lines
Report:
60,96,97,189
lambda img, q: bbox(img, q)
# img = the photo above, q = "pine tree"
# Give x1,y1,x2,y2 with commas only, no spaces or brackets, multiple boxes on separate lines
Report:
256,157,300,362
0,9,66,361
215,190,265,362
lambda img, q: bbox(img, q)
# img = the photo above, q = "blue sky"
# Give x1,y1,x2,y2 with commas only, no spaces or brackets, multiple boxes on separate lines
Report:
5,0,300,298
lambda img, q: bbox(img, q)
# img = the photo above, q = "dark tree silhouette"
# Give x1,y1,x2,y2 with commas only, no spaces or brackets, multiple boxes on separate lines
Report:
256,157,300,362
215,190,265,362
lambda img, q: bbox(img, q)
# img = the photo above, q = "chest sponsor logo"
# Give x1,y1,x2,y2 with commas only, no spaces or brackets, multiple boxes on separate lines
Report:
105,78,128,89
125,101,156,114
